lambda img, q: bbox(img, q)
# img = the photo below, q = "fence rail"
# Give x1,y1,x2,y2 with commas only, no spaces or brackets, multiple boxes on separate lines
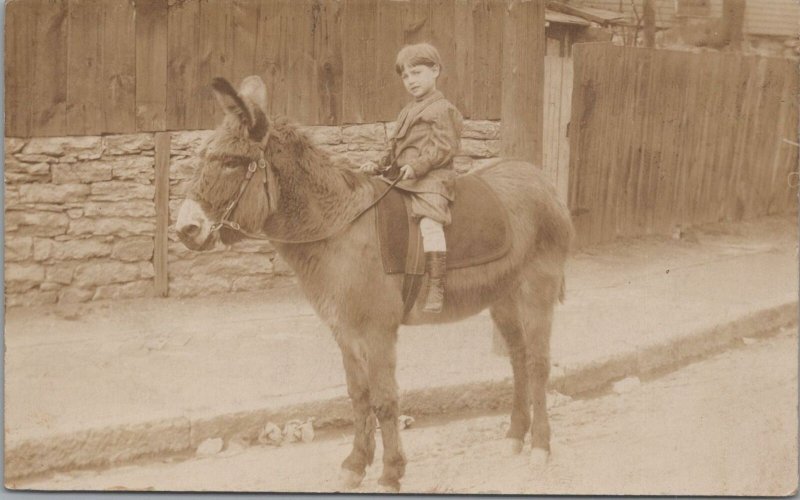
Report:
5,0,516,137
568,43,799,247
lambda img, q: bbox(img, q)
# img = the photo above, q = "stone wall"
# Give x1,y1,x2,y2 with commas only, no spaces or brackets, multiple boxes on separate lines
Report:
5,120,501,306
5,135,157,307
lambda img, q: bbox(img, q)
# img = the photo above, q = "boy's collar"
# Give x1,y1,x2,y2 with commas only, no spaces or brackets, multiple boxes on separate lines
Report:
392,90,445,139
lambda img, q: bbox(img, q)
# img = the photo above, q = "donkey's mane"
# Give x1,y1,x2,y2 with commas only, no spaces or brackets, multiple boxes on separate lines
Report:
267,116,364,192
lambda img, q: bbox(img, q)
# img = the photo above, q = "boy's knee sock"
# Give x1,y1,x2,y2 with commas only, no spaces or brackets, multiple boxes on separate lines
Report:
419,217,446,253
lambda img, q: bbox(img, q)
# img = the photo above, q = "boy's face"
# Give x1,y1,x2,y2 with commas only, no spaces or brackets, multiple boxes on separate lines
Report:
401,64,439,99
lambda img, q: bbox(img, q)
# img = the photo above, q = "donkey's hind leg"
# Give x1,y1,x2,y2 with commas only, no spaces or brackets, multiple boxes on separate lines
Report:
518,269,561,463
490,297,530,455
335,334,376,489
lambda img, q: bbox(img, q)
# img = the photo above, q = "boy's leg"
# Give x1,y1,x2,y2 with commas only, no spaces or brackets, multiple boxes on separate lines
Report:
419,217,446,313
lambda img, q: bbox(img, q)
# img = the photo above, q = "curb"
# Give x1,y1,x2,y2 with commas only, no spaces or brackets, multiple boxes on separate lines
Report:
6,301,797,482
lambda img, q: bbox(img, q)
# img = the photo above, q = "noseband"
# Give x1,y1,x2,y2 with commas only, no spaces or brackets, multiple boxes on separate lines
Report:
209,130,401,244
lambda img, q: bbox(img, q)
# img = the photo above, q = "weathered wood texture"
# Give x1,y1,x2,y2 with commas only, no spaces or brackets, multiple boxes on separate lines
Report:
543,56,573,203
500,0,545,165
568,44,799,247
6,0,515,137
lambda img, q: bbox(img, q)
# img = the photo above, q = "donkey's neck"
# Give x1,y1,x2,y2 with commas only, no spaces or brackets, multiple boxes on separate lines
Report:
261,122,375,242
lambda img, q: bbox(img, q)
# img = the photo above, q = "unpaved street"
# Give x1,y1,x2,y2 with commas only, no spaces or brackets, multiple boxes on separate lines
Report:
17,328,797,495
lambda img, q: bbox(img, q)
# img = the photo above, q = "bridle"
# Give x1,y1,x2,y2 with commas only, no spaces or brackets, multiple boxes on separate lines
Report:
209,130,401,244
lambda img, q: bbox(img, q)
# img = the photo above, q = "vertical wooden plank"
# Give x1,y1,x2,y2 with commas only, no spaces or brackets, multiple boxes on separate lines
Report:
66,0,102,135
472,0,503,119
167,0,201,130
341,0,377,123
154,132,171,297
500,0,545,164
198,0,234,127
32,0,68,136
136,0,168,131
374,0,409,123
314,0,343,125
556,57,572,203
231,0,259,83
453,0,473,118
284,0,318,123
428,0,456,105
255,0,288,117
101,0,136,133
6,0,36,137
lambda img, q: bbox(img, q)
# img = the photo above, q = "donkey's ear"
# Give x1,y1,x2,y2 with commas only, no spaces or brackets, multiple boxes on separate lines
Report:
211,77,253,127
239,76,268,114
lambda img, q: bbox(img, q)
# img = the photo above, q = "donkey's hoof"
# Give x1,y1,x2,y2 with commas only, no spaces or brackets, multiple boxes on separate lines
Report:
503,438,524,456
339,468,365,490
376,482,401,494
529,448,550,469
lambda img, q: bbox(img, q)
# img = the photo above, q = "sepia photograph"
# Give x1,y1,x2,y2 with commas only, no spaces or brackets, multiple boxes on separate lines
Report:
3,0,798,494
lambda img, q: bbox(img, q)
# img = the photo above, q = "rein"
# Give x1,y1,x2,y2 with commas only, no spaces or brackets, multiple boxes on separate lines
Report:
209,133,401,245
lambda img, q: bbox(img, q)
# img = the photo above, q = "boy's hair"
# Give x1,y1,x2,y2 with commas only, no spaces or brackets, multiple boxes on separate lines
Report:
395,43,442,75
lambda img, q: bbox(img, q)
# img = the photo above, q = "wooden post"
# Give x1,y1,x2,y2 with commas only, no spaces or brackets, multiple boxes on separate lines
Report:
643,0,656,48
154,132,171,297
721,0,745,50
494,0,546,356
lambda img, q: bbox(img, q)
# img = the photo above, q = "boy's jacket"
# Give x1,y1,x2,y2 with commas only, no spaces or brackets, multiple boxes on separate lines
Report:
382,90,463,200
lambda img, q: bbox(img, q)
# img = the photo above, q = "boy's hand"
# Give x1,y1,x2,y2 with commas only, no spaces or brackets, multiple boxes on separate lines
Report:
400,165,416,180
359,161,379,175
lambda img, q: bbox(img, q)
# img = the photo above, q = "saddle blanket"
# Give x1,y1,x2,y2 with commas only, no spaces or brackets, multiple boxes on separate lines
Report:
374,173,512,311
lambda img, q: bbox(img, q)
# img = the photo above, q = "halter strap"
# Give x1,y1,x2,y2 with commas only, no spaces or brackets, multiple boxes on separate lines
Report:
210,129,401,245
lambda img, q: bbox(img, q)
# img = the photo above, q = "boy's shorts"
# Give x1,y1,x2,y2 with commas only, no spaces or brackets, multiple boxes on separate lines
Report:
410,192,451,226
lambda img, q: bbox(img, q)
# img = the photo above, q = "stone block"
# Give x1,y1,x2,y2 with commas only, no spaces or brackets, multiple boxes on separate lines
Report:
170,157,197,181
22,136,102,157
15,154,53,163
104,134,155,155
6,211,70,237
170,253,272,277
334,150,384,168
6,138,26,154
6,159,50,176
138,261,155,279
6,289,58,308
232,274,277,292
93,280,153,301
73,261,142,287
34,238,112,261
459,139,501,158
168,275,231,297
453,156,474,174
51,162,114,184
462,120,501,140
5,263,46,292
111,157,155,183
18,184,90,204
170,131,213,153
58,287,95,304
66,208,84,219
273,254,294,276
46,263,77,285
82,201,156,218
68,217,155,237
90,181,155,201
5,237,33,262
342,123,386,144
111,237,154,261
384,121,398,139
298,126,342,145
230,239,275,254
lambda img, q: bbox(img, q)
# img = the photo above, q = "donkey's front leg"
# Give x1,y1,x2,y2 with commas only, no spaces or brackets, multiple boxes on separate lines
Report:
366,329,406,492
335,334,376,489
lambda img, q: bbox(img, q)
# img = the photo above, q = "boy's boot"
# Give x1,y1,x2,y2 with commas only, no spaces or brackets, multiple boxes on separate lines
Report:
423,251,447,313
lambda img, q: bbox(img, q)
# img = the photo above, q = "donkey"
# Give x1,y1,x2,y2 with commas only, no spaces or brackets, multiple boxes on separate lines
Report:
175,76,574,492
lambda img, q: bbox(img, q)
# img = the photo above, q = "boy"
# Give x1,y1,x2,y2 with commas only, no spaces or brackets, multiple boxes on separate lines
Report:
361,43,463,313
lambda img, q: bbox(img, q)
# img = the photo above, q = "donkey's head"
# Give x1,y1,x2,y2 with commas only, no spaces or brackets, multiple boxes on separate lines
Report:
175,76,276,251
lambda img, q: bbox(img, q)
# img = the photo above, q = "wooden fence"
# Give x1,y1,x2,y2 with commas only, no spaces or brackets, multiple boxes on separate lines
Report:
5,0,516,137
568,43,799,246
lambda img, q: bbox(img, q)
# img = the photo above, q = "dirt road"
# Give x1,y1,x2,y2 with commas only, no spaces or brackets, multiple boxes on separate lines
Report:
16,328,797,495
